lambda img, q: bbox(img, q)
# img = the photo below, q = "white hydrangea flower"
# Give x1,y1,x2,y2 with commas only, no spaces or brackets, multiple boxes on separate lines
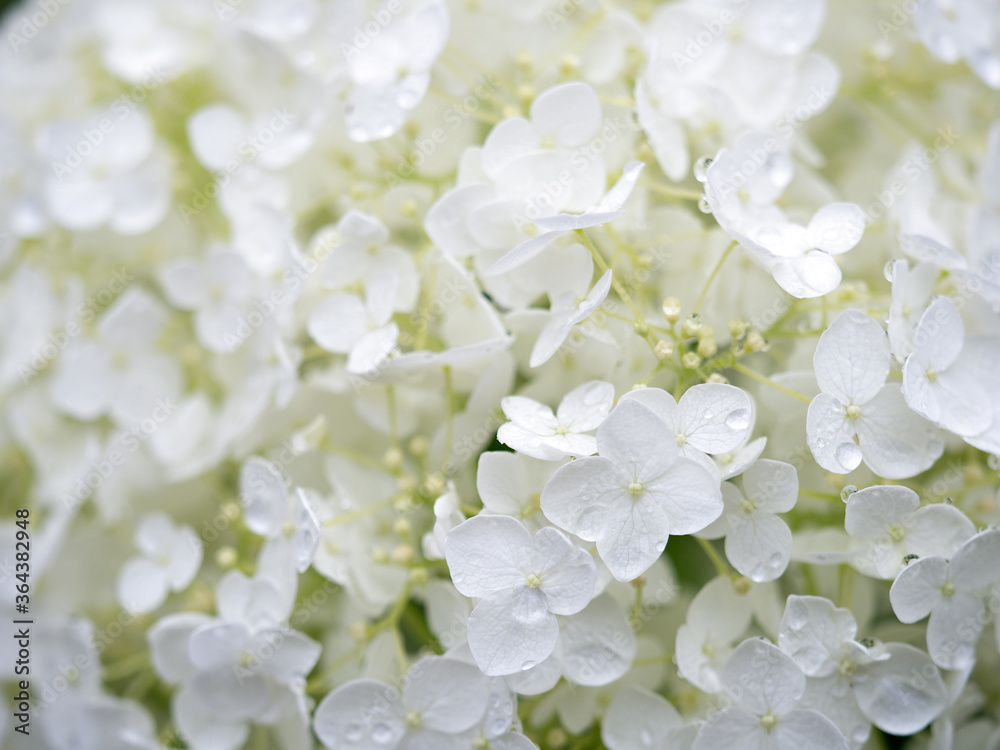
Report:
676,576,753,693
239,455,321,573
902,296,994,438
476,451,561,531
693,638,848,750
445,514,596,675
779,595,947,741
890,528,1000,670
541,396,723,581
601,685,689,750
700,459,798,582
497,380,614,460
844,484,975,579
159,249,256,354
116,512,202,614
312,656,490,748
51,287,183,426
619,382,754,481
913,0,1000,88
806,309,944,479
307,269,401,375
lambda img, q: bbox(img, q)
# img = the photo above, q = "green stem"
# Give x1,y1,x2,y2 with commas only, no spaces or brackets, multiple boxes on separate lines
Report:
692,241,737,316
730,362,812,404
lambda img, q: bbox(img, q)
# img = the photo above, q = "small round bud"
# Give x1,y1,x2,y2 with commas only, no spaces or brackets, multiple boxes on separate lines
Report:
397,474,417,493
348,184,367,201
222,502,241,520
697,337,717,358
631,574,647,588
400,199,419,218
383,447,404,470
372,546,389,564
654,340,675,360
408,567,429,586
729,319,748,338
215,546,238,569
744,331,767,352
349,621,369,642
391,544,414,565
707,373,728,384
424,472,445,495
558,53,580,76
681,315,701,337
393,517,412,536
516,84,535,102
682,352,701,369
661,297,682,323
693,156,713,182
408,436,429,457
546,729,568,748
731,576,752,595
629,382,647,392
633,321,649,335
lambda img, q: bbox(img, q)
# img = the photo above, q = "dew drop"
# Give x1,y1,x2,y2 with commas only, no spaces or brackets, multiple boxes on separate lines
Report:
902,553,919,565
344,723,364,742
785,599,807,630
840,485,858,502
693,156,713,182
850,724,870,743
835,442,862,470
697,194,712,214
520,660,536,671
640,727,654,746
988,454,1000,471
725,408,750,430
883,260,896,281
372,724,394,744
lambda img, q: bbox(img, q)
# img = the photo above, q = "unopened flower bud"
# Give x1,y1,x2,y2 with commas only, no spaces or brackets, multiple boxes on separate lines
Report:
662,297,682,323
654,340,674,359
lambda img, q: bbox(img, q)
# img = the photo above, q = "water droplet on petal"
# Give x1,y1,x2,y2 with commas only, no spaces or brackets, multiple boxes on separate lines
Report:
640,727,654,746
850,724,870,743
785,599,808,630
345,723,364,742
698,195,712,213
693,156,713,183
840,485,858,502
835,442,862,470
883,260,896,281
372,724,394,744
520,660,536,671
725,409,750,431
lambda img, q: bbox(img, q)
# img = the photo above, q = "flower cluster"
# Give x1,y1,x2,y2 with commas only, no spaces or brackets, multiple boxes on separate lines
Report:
3,0,1000,749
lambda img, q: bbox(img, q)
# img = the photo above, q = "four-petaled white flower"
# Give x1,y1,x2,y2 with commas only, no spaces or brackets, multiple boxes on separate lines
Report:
159,249,256,354
445,514,596,676
307,270,400,375
806,309,944,479
313,657,490,749
541,396,723,581
693,638,848,750
117,512,202,614
239,456,321,573
890,528,1000,670
700,459,798,582
844,484,975,580
497,380,615,460
778,595,947,742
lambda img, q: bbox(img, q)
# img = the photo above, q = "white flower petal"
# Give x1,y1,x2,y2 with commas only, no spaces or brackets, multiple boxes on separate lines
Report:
445,515,532,598
813,309,890,406
467,589,560,676
853,643,947,736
